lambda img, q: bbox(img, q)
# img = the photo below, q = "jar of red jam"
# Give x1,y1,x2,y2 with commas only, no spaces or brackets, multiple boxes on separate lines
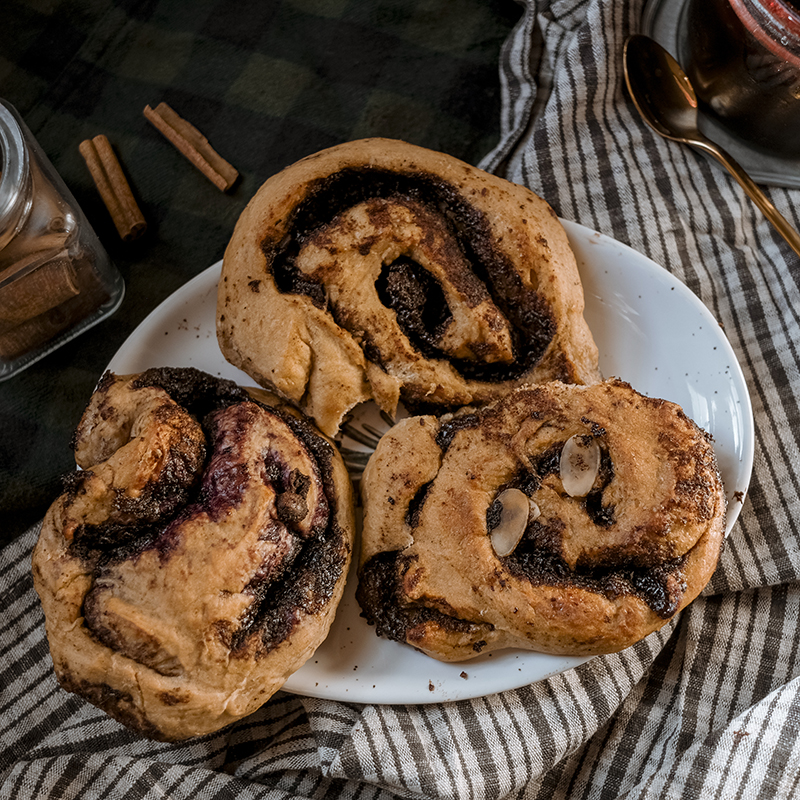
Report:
0,100,124,380
681,0,800,157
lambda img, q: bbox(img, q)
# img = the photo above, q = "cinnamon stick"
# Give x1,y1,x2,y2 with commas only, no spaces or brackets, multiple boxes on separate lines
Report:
0,252,109,359
0,251,79,324
143,102,239,192
79,135,147,241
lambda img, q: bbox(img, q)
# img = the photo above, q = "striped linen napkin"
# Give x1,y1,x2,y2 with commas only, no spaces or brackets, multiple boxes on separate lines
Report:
3,1,800,797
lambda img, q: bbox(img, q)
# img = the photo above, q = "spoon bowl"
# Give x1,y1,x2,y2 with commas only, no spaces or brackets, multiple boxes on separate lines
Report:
623,34,800,259
623,35,700,144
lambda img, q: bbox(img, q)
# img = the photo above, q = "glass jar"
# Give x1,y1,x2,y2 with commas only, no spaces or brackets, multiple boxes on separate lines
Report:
681,0,800,157
0,99,124,380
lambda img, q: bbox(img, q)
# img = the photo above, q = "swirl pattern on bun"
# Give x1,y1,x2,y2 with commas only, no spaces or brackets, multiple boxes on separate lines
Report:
357,379,726,660
216,138,600,436
32,367,354,741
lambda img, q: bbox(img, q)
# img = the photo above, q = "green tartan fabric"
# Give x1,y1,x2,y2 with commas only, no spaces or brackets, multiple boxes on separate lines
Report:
0,0,520,542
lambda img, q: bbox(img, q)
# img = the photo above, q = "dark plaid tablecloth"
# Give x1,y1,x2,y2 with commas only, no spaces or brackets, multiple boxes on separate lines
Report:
0,0,518,542
4,0,800,798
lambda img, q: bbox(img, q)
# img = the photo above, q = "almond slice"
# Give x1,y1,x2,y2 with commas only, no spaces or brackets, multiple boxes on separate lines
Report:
490,488,531,557
560,434,600,497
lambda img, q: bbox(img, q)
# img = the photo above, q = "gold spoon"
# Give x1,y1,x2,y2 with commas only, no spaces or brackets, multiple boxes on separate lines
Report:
623,33,800,259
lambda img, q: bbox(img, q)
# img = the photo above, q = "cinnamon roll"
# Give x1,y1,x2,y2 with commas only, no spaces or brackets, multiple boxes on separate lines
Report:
357,379,726,659
32,367,355,741
216,138,600,436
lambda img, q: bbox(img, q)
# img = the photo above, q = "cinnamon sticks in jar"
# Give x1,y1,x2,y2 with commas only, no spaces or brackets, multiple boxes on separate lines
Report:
0,100,123,373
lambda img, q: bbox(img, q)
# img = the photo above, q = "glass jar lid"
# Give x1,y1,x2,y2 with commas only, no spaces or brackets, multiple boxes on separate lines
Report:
0,103,31,252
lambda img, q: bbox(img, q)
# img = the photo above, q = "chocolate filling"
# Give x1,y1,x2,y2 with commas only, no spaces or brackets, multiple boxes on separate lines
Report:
492,507,680,618
131,366,251,417
435,410,484,452
360,538,686,636
65,457,201,561
357,551,485,644
405,481,433,528
375,255,453,357
481,445,667,614
503,538,686,619
261,167,556,382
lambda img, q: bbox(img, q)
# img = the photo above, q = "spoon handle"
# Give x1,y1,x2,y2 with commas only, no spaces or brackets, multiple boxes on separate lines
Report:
692,138,800,259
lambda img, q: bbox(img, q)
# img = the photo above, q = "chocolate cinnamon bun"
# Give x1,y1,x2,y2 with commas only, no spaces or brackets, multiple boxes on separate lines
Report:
32,367,355,741
357,379,726,659
216,138,600,436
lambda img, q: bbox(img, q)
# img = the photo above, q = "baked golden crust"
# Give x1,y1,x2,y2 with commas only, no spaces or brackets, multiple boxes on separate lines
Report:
32,367,354,741
357,379,726,659
216,138,600,436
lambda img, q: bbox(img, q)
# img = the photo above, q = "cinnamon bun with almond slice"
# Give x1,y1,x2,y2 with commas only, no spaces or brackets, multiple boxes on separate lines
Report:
32,367,355,741
216,138,600,437
356,378,726,659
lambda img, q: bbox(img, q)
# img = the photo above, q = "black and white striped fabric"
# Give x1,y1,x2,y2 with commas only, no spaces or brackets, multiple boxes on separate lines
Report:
4,0,800,796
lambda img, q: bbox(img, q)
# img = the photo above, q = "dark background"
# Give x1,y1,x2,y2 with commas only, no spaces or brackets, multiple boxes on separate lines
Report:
0,0,521,545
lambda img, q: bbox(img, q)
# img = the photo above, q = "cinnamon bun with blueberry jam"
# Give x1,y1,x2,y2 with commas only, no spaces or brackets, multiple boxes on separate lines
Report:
32,366,355,741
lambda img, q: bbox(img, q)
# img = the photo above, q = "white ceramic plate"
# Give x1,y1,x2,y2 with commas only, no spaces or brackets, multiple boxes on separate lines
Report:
107,219,753,704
